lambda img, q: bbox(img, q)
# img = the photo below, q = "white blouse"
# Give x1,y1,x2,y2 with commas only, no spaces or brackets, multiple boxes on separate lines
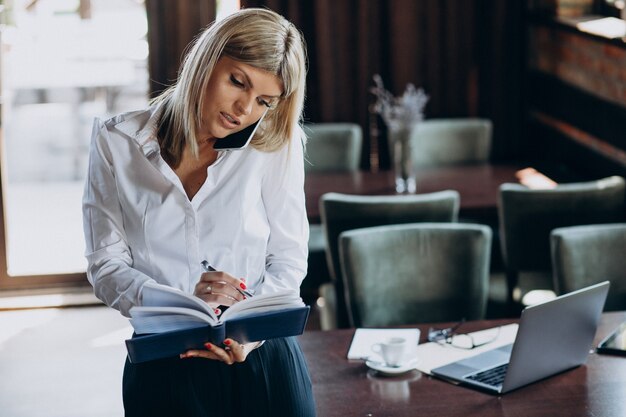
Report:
82,106,309,317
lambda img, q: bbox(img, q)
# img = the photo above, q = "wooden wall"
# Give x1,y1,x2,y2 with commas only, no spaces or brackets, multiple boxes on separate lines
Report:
525,15,626,180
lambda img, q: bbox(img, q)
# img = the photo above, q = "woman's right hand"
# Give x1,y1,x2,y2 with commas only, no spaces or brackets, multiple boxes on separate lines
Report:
193,270,248,308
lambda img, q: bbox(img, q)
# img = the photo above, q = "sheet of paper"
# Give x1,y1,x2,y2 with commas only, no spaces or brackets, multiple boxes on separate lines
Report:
347,328,421,360
576,17,626,39
414,323,518,375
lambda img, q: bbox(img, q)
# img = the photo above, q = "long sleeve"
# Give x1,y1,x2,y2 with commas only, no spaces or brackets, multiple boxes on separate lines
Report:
82,119,153,317
83,108,311,313
258,137,309,294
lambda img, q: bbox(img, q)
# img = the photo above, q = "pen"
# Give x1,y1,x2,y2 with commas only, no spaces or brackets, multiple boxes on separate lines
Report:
201,260,255,298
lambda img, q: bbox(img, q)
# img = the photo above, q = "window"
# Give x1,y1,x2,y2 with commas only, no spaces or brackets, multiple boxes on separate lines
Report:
216,0,240,20
0,0,149,288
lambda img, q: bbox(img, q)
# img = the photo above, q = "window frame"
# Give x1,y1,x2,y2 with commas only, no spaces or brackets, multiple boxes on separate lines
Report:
0,0,216,294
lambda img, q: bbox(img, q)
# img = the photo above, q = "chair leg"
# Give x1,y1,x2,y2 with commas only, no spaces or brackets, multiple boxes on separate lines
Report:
318,283,337,331
505,269,518,306
334,280,351,328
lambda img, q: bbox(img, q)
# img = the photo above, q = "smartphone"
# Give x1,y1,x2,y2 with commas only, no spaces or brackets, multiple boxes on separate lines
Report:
213,108,269,151
597,321,626,356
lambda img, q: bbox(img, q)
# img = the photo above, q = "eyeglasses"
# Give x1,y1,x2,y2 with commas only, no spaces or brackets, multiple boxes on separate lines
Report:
427,320,501,350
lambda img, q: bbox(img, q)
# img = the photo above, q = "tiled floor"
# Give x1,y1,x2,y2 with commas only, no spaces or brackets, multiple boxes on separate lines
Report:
0,306,130,417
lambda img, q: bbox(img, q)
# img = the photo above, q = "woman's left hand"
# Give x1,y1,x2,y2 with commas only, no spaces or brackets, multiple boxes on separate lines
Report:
179,338,260,364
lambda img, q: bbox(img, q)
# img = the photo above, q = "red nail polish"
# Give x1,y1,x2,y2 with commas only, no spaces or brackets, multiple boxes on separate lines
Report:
205,343,213,350
240,283,247,290
214,308,221,315
224,339,231,346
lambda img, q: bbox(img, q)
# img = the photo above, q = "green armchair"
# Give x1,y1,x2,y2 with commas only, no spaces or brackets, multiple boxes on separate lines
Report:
303,123,363,305
339,223,491,327
551,223,626,311
319,190,460,329
411,118,492,167
498,176,626,304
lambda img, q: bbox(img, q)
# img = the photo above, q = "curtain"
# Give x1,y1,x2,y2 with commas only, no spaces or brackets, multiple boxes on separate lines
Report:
242,0,524,168
145,0,216,98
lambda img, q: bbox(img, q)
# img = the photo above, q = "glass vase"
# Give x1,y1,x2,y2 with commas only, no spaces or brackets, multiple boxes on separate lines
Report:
388,125,416,194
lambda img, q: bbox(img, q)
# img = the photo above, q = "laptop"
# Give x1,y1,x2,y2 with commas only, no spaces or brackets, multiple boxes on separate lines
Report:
431,281,609,394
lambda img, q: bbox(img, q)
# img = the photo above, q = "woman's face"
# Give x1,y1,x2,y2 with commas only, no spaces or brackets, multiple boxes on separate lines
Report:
199,56,283,141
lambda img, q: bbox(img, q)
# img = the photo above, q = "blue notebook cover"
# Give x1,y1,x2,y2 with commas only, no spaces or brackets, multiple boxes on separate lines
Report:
125,306,310,363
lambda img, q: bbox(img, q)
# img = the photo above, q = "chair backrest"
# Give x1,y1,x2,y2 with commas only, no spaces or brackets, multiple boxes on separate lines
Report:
339,223,492,327
551,224,626,311
498,176,626,273
320,190,460,327
304,123,362,172
411,118,492,166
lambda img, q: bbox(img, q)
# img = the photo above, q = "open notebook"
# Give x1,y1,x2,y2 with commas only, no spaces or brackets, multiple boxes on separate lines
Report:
125,282,310,363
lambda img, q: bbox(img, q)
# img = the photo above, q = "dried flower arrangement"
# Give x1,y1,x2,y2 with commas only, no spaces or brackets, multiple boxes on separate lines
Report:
370,74,429,130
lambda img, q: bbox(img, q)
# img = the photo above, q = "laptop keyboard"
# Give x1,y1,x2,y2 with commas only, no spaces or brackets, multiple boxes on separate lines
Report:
466,363,508,387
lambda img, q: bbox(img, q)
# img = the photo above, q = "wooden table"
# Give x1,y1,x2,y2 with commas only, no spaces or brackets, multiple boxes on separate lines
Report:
304,164,523,224
298,312,626,417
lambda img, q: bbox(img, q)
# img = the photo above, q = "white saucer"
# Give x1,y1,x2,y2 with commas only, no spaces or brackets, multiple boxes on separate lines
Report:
365,357,419,376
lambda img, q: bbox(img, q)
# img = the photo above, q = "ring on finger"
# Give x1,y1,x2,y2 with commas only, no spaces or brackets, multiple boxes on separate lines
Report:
206,285,212,294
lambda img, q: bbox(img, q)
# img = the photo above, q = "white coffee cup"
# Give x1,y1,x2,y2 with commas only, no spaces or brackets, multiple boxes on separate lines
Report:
371,337,408,367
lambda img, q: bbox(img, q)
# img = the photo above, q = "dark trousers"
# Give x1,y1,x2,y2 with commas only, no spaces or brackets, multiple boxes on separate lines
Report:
123,337,316,417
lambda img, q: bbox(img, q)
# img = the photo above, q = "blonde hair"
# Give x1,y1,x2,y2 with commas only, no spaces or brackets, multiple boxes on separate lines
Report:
153,8,307,167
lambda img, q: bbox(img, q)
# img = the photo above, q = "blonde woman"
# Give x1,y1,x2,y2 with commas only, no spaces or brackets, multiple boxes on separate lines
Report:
83,8,315,416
